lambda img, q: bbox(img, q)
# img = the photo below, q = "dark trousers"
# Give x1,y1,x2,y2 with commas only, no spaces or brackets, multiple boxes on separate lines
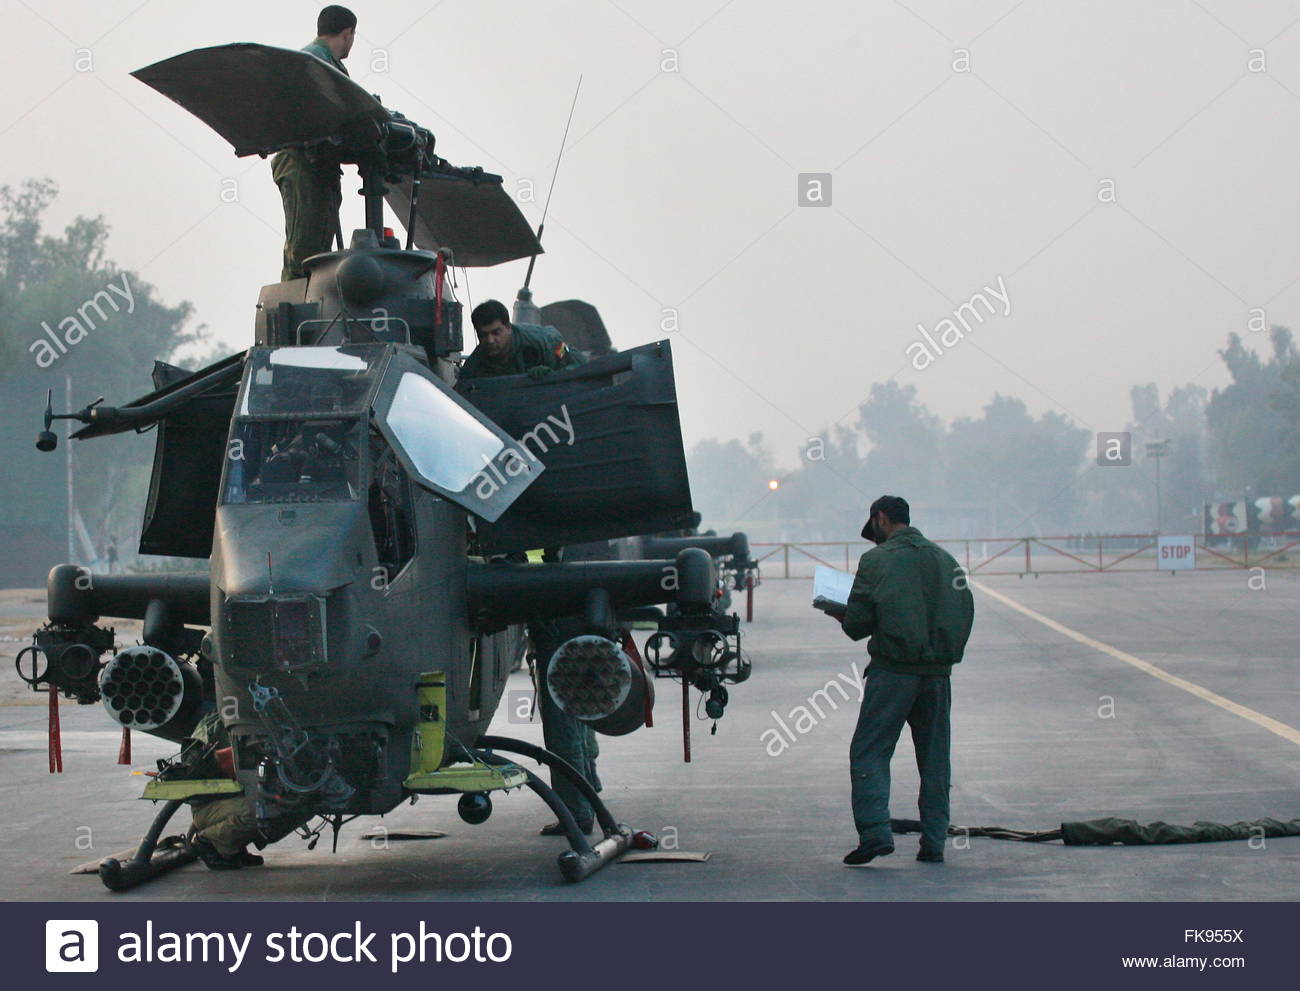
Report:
849,668,951,852
530,617,601,824
190,797,304,858
276,168,341,281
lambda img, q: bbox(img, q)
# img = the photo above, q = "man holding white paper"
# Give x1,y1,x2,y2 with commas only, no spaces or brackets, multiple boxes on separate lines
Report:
815,495,974,866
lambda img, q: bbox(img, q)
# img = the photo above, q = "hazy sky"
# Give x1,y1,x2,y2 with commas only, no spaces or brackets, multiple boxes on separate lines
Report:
3,0,1298,469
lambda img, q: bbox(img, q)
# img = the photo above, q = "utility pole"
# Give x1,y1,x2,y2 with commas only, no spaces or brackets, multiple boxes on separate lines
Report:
65,372,75,564
1146,440,1170,535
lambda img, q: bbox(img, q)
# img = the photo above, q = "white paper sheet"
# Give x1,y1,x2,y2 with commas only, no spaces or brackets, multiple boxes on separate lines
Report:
812,564,855,607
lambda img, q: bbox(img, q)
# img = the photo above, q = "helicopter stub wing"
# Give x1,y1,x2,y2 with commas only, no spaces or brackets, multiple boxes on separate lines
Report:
386,170,542,268
131,43,389,157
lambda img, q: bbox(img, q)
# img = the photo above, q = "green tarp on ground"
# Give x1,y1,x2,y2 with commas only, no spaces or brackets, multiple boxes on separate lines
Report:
1059,817,1300,846
891,817,1300,845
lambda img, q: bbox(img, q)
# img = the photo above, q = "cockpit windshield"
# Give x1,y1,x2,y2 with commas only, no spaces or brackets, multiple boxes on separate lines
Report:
222,417,362,504
239,347,385,416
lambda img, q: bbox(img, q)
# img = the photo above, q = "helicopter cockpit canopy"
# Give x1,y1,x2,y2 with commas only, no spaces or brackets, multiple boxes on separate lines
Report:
370,348,541,520
223,418,364,506
239,347,384,416
223,346,541,522
60,340,693,560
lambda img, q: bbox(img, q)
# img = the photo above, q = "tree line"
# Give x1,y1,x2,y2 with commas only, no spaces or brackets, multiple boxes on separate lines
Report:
0,180,205,585
2,179,1297,582
688,332,1300,542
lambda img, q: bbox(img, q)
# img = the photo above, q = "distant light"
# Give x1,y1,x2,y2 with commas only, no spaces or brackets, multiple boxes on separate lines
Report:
768,479,780,491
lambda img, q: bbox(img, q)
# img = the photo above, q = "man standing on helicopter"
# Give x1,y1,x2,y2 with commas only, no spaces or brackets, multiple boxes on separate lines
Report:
273,6,358,281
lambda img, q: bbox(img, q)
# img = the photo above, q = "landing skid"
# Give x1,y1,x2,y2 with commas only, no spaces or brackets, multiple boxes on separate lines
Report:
98,800,196,891
475,735,634,882
95,739,635,891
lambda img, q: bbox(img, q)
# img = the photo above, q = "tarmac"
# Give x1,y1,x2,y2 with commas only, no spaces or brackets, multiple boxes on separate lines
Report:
0,568,1295,901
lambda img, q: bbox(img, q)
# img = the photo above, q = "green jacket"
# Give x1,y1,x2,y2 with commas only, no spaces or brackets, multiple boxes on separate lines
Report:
299,38,347,74
271,40,349,184
459,323,587,380
841,526,974,677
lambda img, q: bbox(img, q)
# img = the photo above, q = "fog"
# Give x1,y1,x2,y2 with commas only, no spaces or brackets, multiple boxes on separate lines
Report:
3,0,1298,546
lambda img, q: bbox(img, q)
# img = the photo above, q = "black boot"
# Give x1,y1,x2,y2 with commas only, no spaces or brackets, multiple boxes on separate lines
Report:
843,842,894,866
192,836,243,871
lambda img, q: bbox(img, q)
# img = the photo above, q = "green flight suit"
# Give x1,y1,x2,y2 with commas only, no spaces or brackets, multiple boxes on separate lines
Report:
840,526,974,677
840,526,974,855
458,323,587,380
191,796,263,859
273,39,348,281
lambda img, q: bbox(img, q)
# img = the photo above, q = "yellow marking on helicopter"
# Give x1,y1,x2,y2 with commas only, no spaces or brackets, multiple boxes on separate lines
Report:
141,778,244,801
403,670,527,793
404,763,528,794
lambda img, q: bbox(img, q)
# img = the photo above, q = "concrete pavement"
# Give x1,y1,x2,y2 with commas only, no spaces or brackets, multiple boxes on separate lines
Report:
0,569,1295,901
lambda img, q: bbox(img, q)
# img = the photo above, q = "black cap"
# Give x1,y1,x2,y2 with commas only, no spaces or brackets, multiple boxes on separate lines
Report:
862,495,909,538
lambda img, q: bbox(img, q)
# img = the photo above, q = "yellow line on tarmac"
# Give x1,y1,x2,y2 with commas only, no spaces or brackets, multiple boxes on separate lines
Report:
972,580,1300,748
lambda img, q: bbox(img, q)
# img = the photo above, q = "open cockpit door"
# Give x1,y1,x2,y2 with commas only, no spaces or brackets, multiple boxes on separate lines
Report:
370,349,542,522
456,341,695,554
64,351,246,559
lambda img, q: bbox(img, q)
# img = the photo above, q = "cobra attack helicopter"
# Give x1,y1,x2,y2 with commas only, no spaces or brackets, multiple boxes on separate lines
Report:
22,43,750,891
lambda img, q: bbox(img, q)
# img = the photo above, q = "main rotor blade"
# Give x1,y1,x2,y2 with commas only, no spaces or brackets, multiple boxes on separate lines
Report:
132,43,388,156
386,170,542,268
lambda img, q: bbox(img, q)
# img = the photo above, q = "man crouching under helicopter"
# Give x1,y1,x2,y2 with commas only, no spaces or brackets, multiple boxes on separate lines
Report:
459,300,596,834
186,711,306,870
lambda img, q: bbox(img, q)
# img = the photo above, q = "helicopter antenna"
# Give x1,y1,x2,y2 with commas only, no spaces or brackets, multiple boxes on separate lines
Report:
523,74,582,290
